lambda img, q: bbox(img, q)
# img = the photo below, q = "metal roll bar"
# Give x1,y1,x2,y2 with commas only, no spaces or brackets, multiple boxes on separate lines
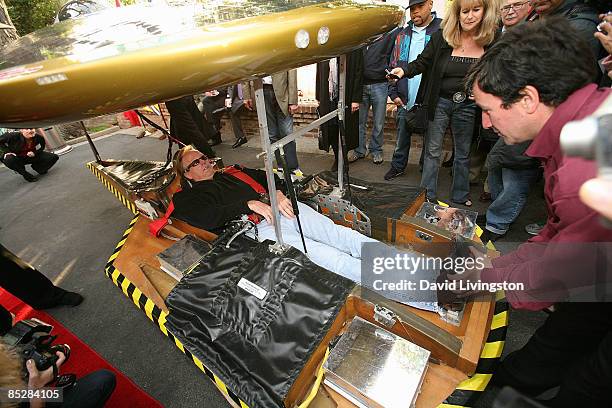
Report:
253,55,348,250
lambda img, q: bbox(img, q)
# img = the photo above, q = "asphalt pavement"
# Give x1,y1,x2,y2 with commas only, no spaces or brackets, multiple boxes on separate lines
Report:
0,130,547,407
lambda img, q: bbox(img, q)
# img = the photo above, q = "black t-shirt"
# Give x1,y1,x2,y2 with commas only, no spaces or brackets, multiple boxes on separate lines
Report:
172,166,283,231
439,56,479,99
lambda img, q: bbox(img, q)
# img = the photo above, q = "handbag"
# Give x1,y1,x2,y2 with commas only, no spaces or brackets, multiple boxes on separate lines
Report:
408,103,429,134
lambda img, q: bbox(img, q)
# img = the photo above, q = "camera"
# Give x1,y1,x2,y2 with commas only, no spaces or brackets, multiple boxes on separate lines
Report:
561,94,612,180
1,318,71,371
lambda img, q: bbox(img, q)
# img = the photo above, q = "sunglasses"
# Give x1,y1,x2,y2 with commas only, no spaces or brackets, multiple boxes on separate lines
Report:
184,155,211,173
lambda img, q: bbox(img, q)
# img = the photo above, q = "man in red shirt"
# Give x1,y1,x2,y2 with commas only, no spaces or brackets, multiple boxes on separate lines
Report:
0,129,59,182
463,18,611,407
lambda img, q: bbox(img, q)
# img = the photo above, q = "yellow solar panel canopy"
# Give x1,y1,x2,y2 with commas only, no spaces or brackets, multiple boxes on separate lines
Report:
0,0,403,127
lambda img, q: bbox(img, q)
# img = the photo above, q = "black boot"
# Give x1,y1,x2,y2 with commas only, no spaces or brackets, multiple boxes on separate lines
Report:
22,171,38,182
209,132,222,146
232,137,247,149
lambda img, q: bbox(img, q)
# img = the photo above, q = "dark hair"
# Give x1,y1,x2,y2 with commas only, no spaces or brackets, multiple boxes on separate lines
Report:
465,17,598,108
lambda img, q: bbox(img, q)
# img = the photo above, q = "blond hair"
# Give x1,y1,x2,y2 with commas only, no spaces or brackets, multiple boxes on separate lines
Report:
172,144,199,183
0,343,25,408
442,0,499,48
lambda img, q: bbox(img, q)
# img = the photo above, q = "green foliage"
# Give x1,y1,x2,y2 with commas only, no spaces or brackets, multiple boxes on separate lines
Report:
6,0,63,36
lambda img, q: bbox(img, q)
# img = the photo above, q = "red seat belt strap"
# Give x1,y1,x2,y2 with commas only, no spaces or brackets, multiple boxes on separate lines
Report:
148,188,181,237
223,166,267,195
224,166,267,224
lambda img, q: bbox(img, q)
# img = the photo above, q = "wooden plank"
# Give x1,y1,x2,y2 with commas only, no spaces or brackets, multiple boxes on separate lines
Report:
113,218,177,312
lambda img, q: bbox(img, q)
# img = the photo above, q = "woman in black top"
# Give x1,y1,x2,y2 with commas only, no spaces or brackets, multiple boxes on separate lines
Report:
390,0,499,205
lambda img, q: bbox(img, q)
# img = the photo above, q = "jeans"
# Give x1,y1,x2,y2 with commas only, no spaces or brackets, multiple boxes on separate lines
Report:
390,107,425,171
264,87,298,170
486,166,541,234
256,202,377,283
356,82,388,156
420,98,476,202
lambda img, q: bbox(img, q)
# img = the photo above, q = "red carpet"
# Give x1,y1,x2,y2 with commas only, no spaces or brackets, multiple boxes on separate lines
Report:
0,289,163,408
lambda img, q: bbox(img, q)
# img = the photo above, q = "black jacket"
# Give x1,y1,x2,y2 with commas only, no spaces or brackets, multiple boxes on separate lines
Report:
172,166,284,231
362,28,400,84
0,132,46,157
315,50,364,152
399,30,500,121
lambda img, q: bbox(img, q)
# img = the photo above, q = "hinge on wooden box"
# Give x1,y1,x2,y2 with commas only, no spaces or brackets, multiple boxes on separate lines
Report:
373,305,397,327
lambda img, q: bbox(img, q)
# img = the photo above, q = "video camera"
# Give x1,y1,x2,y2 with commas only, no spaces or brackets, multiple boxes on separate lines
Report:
561,93,612,180
2,318,71,372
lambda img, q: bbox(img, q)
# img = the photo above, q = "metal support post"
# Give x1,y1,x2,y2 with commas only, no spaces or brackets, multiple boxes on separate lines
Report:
80,121,102,163
253,78,285,249
337,54,347,191
268,110,338,152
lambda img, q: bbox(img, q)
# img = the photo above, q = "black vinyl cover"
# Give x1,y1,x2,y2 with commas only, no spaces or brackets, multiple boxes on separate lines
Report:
164,234,355,408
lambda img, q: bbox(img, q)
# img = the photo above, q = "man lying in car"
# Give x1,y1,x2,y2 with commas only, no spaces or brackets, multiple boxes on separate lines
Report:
170,145,377,283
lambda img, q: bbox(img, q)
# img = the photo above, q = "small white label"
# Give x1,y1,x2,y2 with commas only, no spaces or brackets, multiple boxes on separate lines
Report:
237,278,267,300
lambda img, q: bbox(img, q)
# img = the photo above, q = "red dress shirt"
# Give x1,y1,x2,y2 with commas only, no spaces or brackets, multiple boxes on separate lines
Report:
481,84,612,310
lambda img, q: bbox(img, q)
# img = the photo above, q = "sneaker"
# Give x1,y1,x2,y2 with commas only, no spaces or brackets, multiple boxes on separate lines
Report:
347,150,365,163
372,152,383,165
525,222,545,236
384,167,404,180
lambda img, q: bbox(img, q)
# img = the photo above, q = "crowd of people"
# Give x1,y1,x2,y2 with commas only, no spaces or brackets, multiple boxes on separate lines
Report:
162,0,610,248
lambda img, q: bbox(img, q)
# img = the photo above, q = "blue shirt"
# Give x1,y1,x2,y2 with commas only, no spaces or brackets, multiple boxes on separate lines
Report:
406,26,426,109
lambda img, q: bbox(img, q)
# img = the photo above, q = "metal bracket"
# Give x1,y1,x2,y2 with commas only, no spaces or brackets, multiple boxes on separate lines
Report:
268,243,287,255
415,230,433,242
315,193,371,236
437,306,463,326
374,305,397,328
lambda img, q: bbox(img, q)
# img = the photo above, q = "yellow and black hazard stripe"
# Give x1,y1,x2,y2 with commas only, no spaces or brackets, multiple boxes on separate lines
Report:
104,215,250,408
107,217,508,408
86,162,138,214
439,290,509,408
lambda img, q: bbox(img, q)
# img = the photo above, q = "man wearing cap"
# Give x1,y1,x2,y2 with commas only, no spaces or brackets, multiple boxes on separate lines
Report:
384,0,441,180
